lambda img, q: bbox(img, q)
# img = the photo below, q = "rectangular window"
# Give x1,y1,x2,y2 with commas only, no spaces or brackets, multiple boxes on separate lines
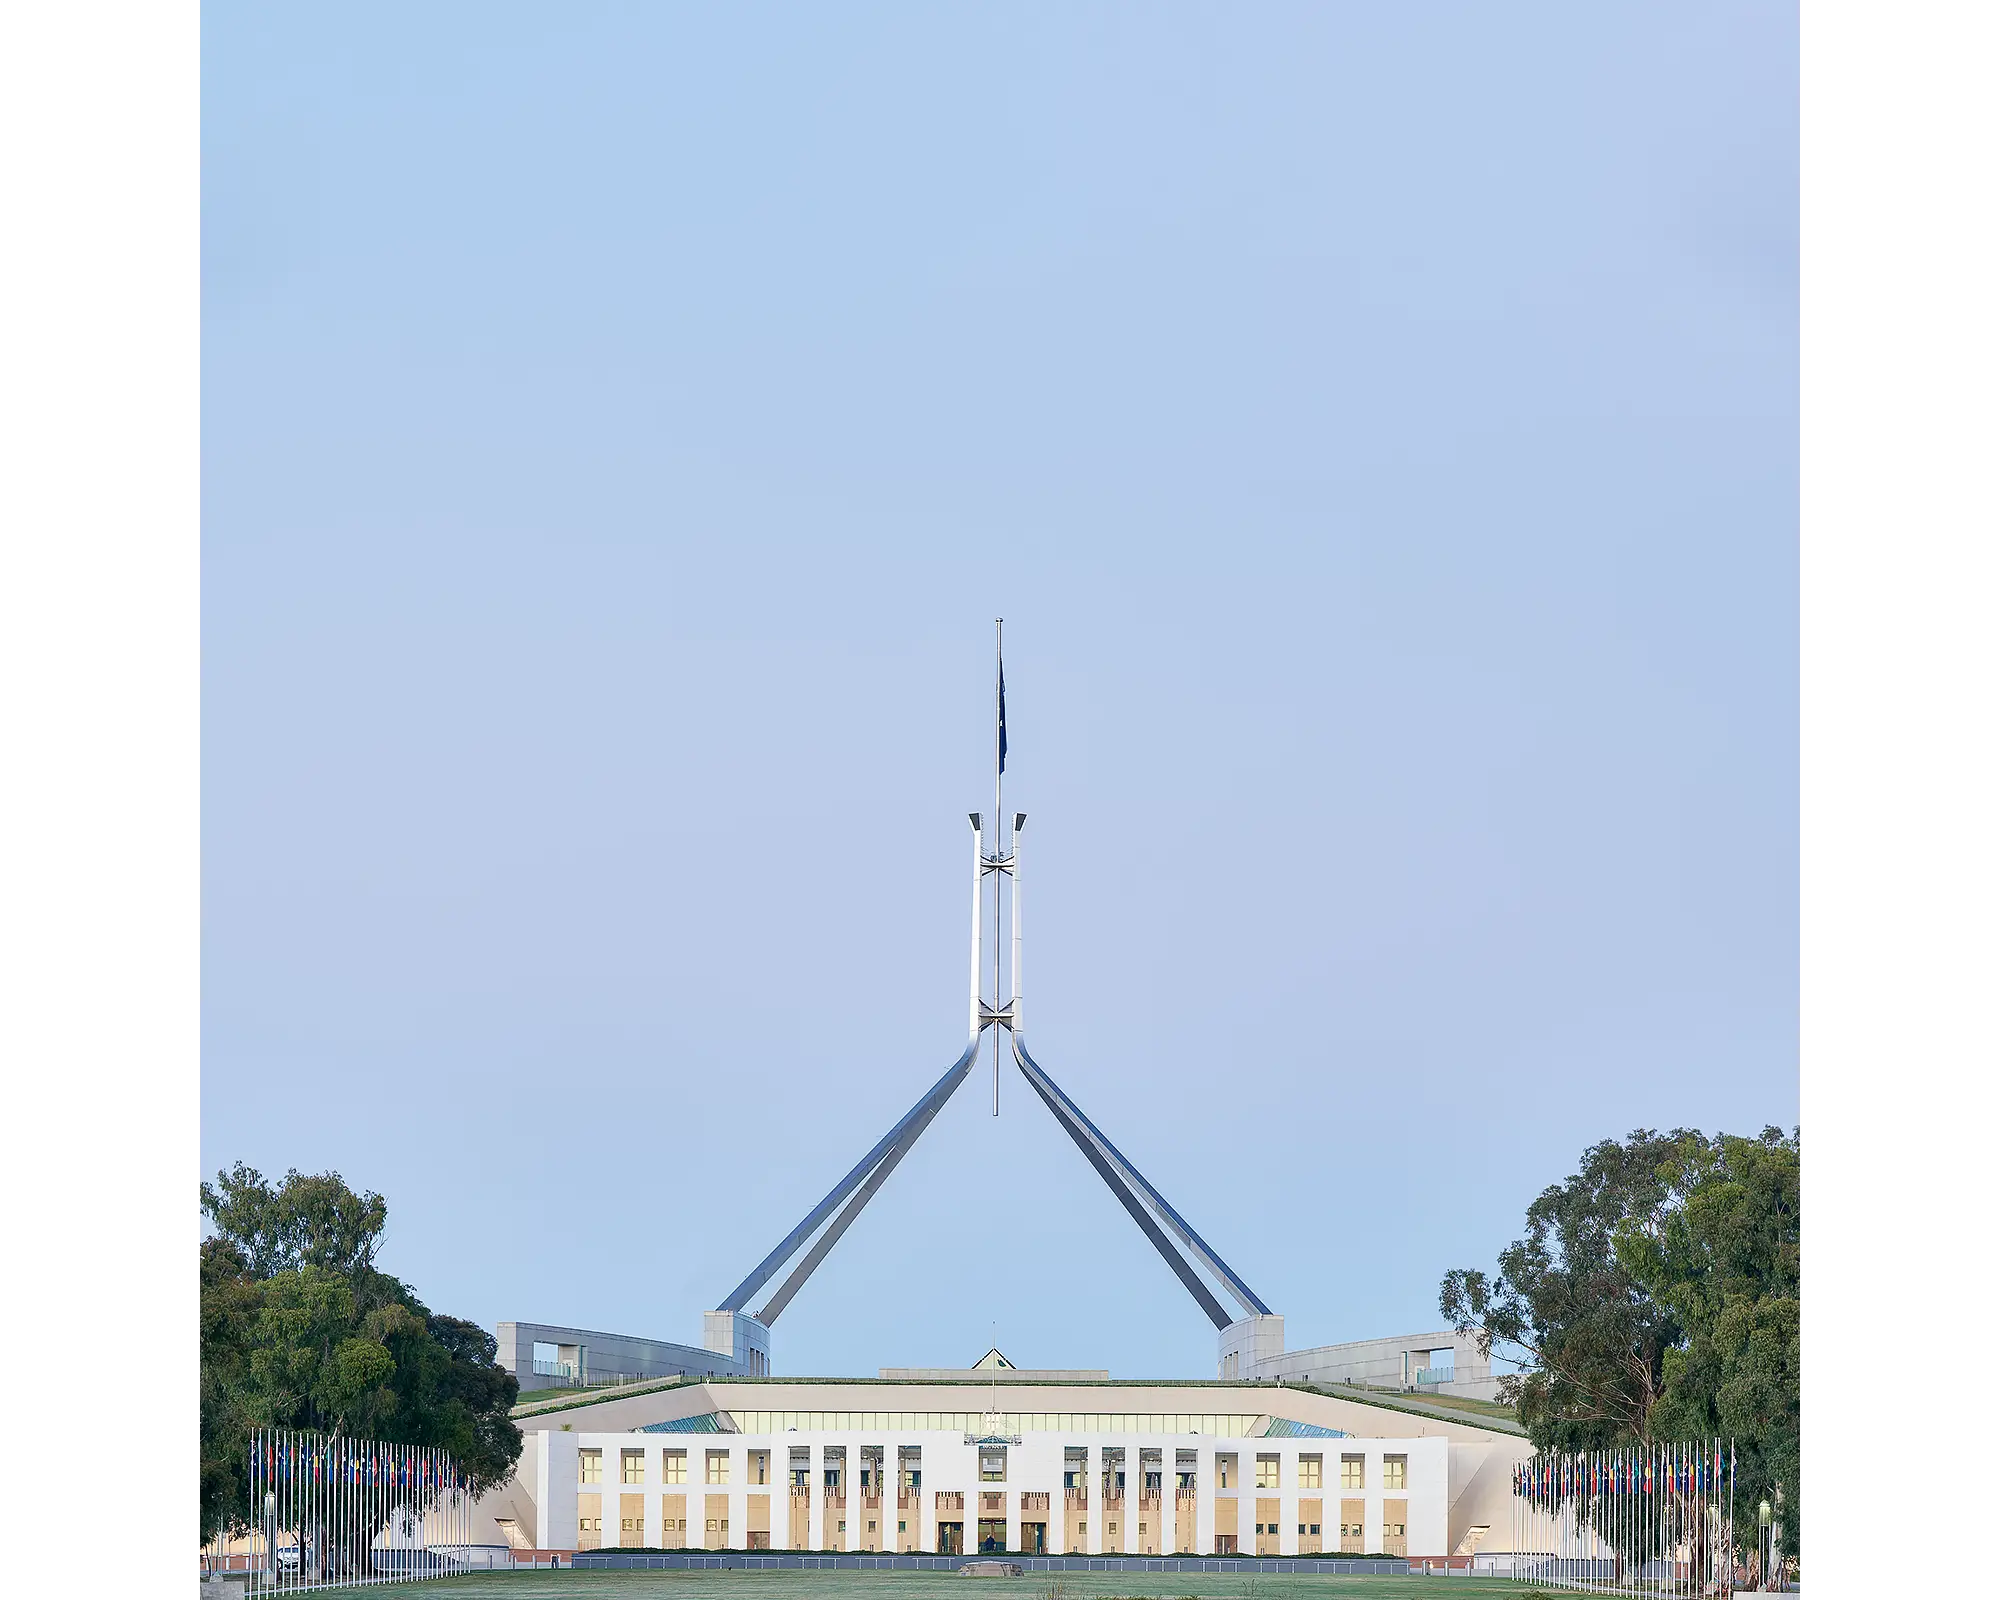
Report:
578,1450,603,1485
622,1451,646,1485
1299,1455,1322,1489
1310,1523,1321,1535
838,1520,847,1534
1255,1455,1279,1489
1216,1454,1236,1489
899,1521,907,1533
706,1519,718,1532
1383,1455,1407,1490
1340,1455,1364,1489
707,1451,731,1485
663,1451,687,1484
1138,1522,1147,1535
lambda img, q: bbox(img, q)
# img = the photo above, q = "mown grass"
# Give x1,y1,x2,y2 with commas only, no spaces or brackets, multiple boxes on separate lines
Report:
301,1569,1520,1600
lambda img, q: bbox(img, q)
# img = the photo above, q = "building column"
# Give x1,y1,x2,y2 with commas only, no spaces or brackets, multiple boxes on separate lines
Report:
844,1439,861,1552
1278,1446,1297,1557
652,1448,668,1552
1096,1440,1112,1560
1365,1445,1381,1557
1120,1451,1135,1555
730,1446,746,1553
1195,1447,1214,1557
807,1449,824,1552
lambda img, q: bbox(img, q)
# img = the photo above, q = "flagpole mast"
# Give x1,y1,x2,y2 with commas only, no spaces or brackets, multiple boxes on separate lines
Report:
993,617,1004,1117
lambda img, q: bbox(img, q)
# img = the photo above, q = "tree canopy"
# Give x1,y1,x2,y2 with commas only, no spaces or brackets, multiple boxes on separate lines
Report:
1441,1126,1800,1561
200,1163,522,1542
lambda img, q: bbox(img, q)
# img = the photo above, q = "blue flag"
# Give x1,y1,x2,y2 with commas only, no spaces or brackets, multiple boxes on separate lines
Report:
997,654,1008,774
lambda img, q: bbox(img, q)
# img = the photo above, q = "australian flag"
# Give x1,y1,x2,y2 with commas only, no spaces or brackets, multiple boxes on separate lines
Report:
997,650,1008,774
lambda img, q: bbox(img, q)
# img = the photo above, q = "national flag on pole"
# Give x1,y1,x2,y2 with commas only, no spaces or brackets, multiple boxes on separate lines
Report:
996,643,1008,775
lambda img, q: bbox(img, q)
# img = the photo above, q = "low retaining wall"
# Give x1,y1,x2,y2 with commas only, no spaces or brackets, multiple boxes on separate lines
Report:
573,1553,1410,1575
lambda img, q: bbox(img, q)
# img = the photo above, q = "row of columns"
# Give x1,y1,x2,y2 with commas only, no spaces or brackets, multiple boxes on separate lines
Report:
606,1439,1389,1556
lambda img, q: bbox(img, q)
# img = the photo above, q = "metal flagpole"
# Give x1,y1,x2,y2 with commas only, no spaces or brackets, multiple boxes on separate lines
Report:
1727,1441,1736,1597
992,618,1004,1116
1651,1440,1658,1597
1664,1440,1680,1600
969,813,985,1040
1643,1441,1651,1597
1596,1447,1604,1594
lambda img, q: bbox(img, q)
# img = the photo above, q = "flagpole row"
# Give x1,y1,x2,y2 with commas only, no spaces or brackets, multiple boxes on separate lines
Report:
242,1429,468,1593
1509,1438,1735,1595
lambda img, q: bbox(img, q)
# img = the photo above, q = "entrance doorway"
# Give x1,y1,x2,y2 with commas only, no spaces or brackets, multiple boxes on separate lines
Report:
936,1522,963,1556
1020,1522,1047,1555
978,1519,1007,1553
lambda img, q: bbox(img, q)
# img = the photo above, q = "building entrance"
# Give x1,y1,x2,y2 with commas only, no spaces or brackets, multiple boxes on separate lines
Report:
977,1518,1007,1553
936,1522,963,1556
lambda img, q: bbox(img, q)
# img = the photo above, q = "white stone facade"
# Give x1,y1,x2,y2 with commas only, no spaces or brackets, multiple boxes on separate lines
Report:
500,1427,1449,1557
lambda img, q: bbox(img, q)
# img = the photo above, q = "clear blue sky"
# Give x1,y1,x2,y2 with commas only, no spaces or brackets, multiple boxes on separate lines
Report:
202,3,1797,1379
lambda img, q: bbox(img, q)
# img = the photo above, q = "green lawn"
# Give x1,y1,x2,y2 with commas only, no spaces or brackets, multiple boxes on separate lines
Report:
302,1570,1521,1600
1369,1393,1517,1423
